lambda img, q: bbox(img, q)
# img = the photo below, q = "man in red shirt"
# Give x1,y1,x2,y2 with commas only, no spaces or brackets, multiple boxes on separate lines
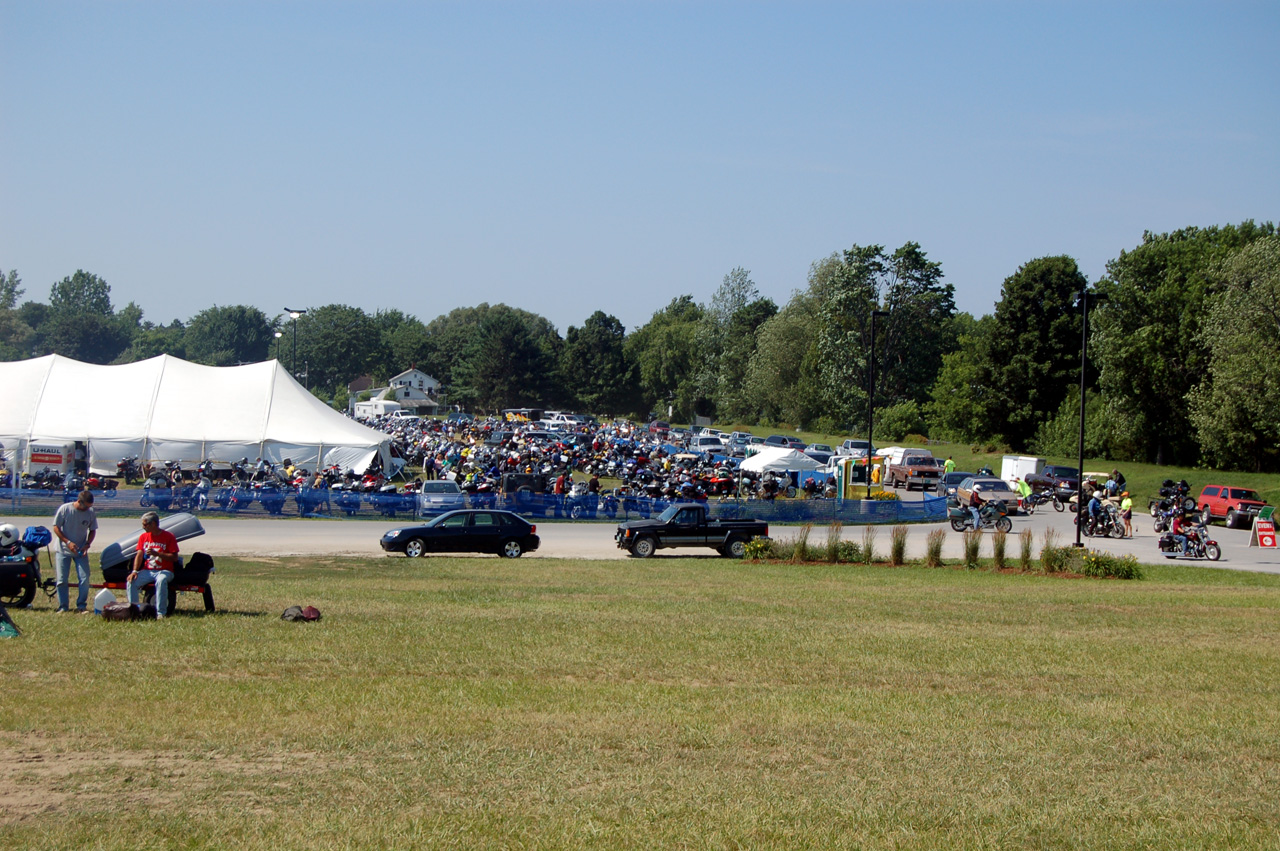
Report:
127,511,180,620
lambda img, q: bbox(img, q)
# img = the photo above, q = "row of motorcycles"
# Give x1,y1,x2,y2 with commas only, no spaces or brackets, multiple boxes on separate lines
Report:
1,467,121,502
135,459,421,517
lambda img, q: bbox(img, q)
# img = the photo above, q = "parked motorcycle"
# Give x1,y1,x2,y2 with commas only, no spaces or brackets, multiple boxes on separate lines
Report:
949,499,1013,533
117,455,141,485
1157,524,1221,561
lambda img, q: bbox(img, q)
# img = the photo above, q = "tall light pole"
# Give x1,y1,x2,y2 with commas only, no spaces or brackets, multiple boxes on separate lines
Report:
1074,289,1108,548
284,308,306,377
273,331,283,362
866,309,890,499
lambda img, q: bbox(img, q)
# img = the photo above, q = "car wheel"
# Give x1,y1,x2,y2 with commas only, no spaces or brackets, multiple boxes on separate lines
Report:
725,538,747,559
1200,506,1213,525
404,538,426,558
631,536,656,558
1226,509,1240,529
500,539,523,558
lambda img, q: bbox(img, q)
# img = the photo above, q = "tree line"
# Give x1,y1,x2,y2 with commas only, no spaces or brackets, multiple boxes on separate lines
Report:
3,219,1277,471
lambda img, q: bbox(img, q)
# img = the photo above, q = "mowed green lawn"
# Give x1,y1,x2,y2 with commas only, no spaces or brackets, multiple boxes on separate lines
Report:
2,555,1278,850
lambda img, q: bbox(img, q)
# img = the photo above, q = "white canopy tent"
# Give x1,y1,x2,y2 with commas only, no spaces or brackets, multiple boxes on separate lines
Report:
0,354,393,475
738,447,824,473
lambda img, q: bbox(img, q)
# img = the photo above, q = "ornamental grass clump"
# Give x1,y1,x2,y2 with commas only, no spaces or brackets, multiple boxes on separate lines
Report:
963,530,983,569
1019,529,1034,570
890,525,908,566
992,530,1008,570
861,525,878,564
791,524,813,564
824,521,843,563
925,529,946,568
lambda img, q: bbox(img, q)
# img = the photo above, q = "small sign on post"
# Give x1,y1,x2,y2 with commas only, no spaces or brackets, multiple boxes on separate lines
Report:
1249,506,1276,548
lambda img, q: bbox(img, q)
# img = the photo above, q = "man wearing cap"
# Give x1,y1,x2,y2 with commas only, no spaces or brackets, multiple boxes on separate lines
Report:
127,511,180,620
1120,491,1134,537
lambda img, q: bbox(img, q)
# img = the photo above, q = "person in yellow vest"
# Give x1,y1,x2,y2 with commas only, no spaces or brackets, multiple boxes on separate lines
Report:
1120,491,1134,538
944,456,956,475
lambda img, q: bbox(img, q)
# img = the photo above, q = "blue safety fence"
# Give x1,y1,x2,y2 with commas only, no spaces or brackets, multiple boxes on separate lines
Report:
0,487,947,525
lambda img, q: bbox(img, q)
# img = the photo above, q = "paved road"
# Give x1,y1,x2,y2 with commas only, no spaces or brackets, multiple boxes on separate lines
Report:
9,504,1279,574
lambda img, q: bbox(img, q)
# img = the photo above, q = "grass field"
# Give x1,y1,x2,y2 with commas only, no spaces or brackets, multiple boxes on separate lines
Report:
3,554,1278,849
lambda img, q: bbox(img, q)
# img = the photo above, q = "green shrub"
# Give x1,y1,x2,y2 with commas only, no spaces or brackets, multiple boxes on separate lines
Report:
1080,550,1144,580
925,529,946,568
837,540,865,563
744,537,774,560
890,525,908,566
1040,528,1077,574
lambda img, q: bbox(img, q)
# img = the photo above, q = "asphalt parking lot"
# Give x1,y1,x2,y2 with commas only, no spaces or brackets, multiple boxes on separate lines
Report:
9,500,1280,574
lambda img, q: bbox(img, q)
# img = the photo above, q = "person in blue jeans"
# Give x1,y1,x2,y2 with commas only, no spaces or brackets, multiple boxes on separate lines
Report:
126,512,180,620
53,490,97,613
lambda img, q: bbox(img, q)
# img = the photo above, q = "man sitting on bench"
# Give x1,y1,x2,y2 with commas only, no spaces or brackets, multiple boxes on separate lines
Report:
127,511,179,621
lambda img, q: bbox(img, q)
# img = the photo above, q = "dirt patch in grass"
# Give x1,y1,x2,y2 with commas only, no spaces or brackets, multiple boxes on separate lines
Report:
0,732,339,824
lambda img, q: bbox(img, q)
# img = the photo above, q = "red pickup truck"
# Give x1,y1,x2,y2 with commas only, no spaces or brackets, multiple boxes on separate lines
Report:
1197,485,1269,529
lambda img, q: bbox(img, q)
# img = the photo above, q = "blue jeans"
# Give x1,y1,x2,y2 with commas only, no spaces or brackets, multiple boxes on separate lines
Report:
127,569,173,617
56,551,91,611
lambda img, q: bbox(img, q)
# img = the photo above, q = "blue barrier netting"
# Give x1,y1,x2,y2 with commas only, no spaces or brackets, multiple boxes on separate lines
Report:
0,487,947,525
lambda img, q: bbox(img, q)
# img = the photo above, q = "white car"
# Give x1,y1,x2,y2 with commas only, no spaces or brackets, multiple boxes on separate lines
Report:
417,480,467,516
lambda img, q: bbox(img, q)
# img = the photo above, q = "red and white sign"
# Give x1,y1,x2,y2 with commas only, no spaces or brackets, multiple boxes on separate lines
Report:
29,446,69,465
1250,518,1277,548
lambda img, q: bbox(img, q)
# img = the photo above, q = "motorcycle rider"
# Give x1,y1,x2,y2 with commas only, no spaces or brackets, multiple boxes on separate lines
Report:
1170,510,1191,555
1087,490,1104,534
968,485,985,529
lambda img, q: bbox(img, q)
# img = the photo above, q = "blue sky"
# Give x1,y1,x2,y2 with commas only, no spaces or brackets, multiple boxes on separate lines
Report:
2,1,1276,334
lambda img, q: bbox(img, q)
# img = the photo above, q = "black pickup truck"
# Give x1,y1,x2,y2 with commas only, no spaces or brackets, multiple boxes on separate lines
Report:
615,502,769,558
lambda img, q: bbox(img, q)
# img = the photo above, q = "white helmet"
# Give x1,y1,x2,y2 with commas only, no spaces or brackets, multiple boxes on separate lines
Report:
0,524,19,547
1093,490,1104,499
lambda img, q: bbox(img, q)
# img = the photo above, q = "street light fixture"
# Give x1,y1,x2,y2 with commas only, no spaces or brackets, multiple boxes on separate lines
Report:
273,330,283,362
866,309,890,499
1074,289,1108,548
284,307,307,377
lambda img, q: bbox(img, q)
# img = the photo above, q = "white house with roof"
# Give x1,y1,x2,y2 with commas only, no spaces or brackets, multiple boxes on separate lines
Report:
381,367,445,414
347,368,447,416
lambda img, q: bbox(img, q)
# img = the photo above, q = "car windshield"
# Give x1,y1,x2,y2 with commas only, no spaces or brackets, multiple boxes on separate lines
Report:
1229,489,1262,501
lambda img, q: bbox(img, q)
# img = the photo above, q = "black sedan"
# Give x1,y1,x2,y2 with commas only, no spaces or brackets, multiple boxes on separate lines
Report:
380,510,540,558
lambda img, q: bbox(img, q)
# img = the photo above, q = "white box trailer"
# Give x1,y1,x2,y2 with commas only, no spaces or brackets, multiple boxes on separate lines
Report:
354,400,402,418
1000,455,1044,483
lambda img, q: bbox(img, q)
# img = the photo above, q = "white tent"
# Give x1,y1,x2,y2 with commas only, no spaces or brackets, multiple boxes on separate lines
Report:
0,354,393,475
738,446,824,473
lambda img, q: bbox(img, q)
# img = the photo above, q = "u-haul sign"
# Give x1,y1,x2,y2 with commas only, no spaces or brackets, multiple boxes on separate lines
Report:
28,443,72,468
